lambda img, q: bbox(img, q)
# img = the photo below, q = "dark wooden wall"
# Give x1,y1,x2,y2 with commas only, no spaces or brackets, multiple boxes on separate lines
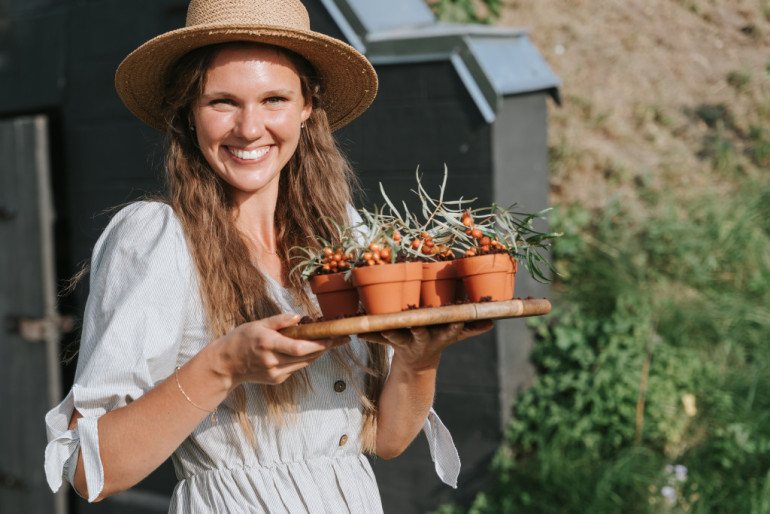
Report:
0,1,553,513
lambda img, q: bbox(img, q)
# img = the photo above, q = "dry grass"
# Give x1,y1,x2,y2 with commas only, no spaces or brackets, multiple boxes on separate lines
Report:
497,0,770,209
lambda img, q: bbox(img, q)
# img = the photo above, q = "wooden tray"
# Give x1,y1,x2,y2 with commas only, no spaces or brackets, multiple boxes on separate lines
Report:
279,298,551,340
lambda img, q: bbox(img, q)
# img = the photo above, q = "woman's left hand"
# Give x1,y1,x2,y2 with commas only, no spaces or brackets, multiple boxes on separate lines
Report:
360,319,494,372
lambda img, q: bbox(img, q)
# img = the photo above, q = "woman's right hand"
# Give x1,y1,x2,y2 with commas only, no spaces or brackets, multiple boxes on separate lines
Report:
211,313,350,390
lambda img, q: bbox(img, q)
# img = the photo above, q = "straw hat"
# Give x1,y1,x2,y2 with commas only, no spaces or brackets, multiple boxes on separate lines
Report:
115,0,378,132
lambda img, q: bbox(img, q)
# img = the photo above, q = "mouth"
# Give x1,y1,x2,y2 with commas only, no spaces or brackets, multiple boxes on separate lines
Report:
227,146,271,161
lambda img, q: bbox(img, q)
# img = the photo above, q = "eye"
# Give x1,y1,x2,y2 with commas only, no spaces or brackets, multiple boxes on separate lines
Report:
210,98,236,107
265,96,288,105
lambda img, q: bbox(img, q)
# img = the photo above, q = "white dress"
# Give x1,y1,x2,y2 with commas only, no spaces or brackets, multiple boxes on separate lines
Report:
43,201,460,513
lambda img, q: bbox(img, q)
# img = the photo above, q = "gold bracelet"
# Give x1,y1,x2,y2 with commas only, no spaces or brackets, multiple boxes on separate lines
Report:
174,366,217,424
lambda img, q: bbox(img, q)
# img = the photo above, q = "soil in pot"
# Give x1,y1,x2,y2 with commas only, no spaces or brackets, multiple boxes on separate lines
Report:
455,253,517,302
351,262,408,315
309,272,360,319
420,260,457,308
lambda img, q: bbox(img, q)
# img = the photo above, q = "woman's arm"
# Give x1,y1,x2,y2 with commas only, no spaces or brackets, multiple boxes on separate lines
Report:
370,320,493,459
68,314,347,501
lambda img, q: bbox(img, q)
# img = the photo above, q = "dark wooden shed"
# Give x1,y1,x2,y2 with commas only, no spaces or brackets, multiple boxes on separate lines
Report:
0,0,560,512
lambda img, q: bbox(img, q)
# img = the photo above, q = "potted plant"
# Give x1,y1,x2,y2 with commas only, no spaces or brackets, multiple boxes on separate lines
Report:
348,205,423,314
393,167,474,307
290,220,360,320
453,204,561,302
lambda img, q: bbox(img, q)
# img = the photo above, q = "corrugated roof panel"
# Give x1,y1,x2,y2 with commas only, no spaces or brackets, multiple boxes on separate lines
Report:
467,36,562,97
330,0,435,34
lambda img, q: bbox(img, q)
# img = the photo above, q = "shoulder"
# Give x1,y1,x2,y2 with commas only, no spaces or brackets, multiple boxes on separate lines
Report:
102,201,181,239
91,201,189,273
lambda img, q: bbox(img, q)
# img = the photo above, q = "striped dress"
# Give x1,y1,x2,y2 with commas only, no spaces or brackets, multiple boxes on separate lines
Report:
43,202,460,513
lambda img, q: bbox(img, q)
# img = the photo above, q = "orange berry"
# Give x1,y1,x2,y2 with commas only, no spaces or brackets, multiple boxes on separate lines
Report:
465,249,476,257
363,252,373,261
462,216,472,227
471,228,483,239
465,228,473,236
410,240,420,250
323,247,333,256
380,247,392,260
393,231,402,242
480,236,490,246
366,259,375,266
481,245,490,252
369,243,380,253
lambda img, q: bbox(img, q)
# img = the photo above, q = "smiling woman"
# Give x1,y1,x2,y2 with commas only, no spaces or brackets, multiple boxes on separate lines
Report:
42,0,493,512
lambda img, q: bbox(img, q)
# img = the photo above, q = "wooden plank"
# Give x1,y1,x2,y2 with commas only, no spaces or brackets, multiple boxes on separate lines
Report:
280,298,551,340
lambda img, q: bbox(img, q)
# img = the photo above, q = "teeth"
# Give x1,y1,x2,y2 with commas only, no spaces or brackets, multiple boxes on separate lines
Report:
229,147,269,160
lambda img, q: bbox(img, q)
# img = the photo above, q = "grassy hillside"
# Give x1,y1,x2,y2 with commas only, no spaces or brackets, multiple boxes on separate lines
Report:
500,0,770,210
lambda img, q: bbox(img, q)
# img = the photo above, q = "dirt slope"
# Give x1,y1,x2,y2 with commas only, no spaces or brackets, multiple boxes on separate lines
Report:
496,0,770,208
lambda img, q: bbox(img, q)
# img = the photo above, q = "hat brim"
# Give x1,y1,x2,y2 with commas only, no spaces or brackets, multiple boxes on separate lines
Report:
115,24,378,132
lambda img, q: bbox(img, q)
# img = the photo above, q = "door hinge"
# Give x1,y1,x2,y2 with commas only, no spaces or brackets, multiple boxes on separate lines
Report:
4,314,74,342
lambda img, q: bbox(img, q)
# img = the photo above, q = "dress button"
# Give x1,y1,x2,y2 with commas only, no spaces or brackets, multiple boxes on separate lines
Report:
334,380,346,393
339,434,348,446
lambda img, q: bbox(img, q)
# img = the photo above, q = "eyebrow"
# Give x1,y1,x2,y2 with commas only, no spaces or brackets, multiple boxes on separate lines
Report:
200,88,299,99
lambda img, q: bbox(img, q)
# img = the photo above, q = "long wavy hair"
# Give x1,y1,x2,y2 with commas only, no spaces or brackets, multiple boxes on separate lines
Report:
160,42,388,452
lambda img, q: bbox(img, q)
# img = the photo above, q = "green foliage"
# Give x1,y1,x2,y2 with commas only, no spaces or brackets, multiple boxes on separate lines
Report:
432,174,770,513
426,0,502,24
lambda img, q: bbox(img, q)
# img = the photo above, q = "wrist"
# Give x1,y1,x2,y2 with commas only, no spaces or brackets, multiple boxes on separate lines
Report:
195,338,236,393
390,352,441,377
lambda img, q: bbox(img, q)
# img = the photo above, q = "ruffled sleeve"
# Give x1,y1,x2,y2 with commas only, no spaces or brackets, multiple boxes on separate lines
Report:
44,201,195,501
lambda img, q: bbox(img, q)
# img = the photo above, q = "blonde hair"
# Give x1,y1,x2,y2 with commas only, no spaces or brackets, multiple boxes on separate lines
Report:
160,42,387,451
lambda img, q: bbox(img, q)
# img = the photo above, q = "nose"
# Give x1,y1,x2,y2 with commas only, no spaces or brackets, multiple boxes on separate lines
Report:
235,106,265,140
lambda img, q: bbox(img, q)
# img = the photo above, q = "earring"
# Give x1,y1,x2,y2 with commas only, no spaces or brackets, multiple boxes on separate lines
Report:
301,122,305,129
189,124,196,132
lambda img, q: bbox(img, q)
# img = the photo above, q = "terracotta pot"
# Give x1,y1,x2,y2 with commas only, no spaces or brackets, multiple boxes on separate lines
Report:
309,272,360,319
351,262,408,315
420,260,457,308
455,253,517,302
403,261,424,310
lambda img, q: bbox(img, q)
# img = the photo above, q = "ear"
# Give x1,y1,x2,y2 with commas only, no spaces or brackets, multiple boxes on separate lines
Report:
301,101,312,123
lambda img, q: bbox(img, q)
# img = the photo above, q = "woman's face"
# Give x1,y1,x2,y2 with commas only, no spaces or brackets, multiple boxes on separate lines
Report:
192,45,312,203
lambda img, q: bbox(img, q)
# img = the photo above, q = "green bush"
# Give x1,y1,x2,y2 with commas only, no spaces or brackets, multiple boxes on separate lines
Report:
432,175,770,513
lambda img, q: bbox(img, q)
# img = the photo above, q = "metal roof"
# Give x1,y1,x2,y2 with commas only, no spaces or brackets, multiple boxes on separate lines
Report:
318,0,561,123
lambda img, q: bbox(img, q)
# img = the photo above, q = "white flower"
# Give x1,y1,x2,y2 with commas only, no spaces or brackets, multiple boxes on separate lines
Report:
661,485,677,504
674,464,688,482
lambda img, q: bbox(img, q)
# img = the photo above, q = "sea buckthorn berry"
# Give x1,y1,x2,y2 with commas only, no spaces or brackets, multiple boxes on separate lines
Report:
363,252,373,261
380,247,391,260
481,245,490,252
323,247,333,256
480,236,490,246
410,240,420,250
464,249,476,257
369,243,380,253
393,231,402,242
471,228,483,239
465,228,473,236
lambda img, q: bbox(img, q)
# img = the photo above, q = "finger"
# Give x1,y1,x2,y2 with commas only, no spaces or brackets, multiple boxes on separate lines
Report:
255,313,304,331
379,328,413,346
460,319,494,339
357,332,390,344
412,322,464,345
